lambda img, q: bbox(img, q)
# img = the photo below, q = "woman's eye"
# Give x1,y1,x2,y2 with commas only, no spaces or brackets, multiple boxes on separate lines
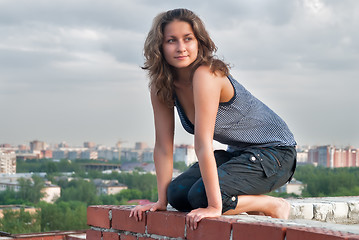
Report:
167,39,175,43
185,37,192,41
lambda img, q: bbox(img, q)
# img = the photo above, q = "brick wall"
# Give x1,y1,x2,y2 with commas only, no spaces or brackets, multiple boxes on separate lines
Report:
86,205,359,240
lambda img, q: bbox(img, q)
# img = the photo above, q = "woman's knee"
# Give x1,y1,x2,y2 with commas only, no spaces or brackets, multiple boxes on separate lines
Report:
167,181,192,211
187,182,208,209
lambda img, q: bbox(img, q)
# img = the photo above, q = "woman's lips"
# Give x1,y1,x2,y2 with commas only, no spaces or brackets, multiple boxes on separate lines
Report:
175,56,188,60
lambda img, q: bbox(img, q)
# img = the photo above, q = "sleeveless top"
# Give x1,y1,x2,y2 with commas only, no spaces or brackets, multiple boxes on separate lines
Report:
174,75,296,151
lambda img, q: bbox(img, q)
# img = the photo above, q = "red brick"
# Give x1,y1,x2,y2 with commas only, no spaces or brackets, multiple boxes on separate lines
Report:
86,229,102,240
186,216,233,240
112,205,146,233
147,210,186,238
103,232,120,240
120,234,137,240
286,227,350,240
232,222,286,240
87,205,111,228
346,235,359,240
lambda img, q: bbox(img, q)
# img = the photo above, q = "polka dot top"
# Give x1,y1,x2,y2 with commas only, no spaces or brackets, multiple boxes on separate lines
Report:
174,75,297,150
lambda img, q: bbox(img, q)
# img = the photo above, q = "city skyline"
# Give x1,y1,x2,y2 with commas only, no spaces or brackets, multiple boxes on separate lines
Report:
1,0,358,147
1,138,358,150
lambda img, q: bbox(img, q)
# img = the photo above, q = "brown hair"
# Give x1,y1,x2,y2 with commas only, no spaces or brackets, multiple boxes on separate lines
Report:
143,8,229,105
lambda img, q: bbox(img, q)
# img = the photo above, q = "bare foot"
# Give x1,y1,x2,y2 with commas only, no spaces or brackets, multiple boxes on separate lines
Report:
270,198,290,219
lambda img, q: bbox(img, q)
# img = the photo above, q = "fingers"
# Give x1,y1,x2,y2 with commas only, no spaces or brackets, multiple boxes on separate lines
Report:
186,211,203,230
149,205,157,212
129,204,158,222
129,206,144,221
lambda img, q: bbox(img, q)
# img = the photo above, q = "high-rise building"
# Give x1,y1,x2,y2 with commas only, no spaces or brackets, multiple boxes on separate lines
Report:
80,150,98,160
84,142,96,149
0,151,16,174
30,140,46,151
174,145,197,166
18,144,30,151
308,145,359,168
135,142,148,151
58,141,69,148
0,144,11,148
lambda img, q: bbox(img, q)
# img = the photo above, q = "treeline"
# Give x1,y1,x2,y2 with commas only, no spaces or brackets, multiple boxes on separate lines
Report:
16,158,102,174
16,158,189,174
0,171,158,235
293,165,359,197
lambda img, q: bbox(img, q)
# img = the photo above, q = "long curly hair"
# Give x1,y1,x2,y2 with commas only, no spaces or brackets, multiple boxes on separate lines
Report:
143,8,229,105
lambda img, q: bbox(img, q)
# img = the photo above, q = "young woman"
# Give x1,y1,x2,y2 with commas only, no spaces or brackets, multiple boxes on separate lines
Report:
129,8,297,230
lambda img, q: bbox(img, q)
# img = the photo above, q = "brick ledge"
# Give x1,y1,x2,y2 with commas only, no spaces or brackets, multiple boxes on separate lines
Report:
86,203,359,240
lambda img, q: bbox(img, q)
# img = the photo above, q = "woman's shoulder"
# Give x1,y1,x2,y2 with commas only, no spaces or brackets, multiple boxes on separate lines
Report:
193,65,212,76
193,65,226,82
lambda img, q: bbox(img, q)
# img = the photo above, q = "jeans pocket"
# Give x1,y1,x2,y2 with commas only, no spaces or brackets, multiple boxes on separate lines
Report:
243,148,280,178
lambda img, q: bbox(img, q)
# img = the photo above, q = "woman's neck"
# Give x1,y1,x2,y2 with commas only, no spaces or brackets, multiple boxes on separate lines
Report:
173,66,192,86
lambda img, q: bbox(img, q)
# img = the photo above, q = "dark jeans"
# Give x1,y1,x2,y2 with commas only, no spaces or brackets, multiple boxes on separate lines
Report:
167,146,297,213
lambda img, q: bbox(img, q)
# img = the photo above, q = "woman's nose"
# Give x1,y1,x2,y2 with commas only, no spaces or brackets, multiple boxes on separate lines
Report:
176,40,186,52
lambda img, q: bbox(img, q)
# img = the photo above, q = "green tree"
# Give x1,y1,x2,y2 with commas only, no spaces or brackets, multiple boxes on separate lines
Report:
0,208,40,234
0,189,28,205
116,189,143,202
58,179,99,205
18,175,45,204
173,161,190,172
293,165,359,197
37,201,88,232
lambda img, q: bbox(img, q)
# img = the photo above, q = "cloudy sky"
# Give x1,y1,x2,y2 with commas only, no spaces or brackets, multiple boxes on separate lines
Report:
0,0,358,148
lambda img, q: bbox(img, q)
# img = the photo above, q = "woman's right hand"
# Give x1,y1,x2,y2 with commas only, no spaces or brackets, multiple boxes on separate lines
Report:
129,201,167,221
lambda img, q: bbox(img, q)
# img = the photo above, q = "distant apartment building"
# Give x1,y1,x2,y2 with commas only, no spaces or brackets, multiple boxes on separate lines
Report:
0,144,11,148
68,150,80,160
98,148,120,161
121,149,140,162
277,179,305,196
135,142,148,151
308,145,359,168
174,144,197,166
0,150,16,174
142,149,154,162
30,140,46,151
84,141,96,149
93,179,127,195
16,152,40,161
18,144,30,152
121,145,153,162
80,150,98,160
296,150,309,164
52,149,67,160
58,141,69,148
41,182,61,203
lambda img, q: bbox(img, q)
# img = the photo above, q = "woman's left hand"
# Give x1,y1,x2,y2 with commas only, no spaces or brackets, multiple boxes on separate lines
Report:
185,206,222,230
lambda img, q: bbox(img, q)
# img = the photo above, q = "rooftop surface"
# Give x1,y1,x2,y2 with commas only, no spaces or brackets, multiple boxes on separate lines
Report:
86,196,359,240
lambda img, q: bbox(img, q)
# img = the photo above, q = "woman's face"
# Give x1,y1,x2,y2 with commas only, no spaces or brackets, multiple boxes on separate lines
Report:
162,20,198,70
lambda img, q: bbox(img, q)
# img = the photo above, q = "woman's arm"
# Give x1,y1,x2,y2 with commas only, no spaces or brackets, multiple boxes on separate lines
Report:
186,66,225,229
151,88,175,206
129,88,175,221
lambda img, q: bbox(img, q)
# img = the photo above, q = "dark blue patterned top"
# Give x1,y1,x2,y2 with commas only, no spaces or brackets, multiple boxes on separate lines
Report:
174,75,296,150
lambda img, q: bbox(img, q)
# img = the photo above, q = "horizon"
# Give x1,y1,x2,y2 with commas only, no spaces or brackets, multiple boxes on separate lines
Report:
1,138,358,150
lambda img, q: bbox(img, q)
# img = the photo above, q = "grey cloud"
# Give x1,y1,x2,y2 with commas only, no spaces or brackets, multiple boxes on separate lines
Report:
0,0,358,147
209,0,359,72
0,0,152,32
